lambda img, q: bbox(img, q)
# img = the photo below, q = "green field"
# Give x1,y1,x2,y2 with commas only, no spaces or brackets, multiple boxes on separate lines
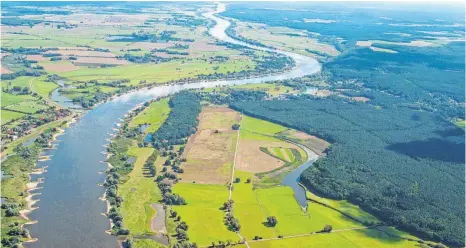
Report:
267,147,294,162
134,238,167,248
31,77,59,99
129,98,170,133
58,59,255,84
305,191,380,224
232,171,276,240
255,186,363,236
171,183,239,245
1,91,37,106
4,101,50,114
247,228,423,248
119,146,162,235
240,115,287,141
1,110,25,124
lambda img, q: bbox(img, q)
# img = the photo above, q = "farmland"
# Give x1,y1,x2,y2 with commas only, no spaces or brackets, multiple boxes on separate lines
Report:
181,107,240,184
1,1,463,248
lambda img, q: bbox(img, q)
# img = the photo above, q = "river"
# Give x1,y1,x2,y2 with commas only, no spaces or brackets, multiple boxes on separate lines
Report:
25,3,320,247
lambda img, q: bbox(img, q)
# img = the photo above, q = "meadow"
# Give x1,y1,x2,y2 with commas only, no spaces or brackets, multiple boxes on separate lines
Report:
119,145,162,235
171,183,240,245
128,98,170,134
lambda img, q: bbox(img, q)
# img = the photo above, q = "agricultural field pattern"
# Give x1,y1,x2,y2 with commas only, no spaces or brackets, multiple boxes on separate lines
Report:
0,2,464,248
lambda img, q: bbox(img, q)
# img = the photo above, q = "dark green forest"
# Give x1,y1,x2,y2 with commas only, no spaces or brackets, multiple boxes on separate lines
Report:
230,98,465,247
324,42,465,119
151,91,201,146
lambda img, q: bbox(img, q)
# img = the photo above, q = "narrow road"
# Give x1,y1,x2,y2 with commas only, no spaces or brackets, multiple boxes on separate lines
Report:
247,226,374,243
228,114,242,200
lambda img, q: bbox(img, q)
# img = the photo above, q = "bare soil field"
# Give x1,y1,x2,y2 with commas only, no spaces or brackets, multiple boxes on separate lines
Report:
235,140,299,173
281,130,330,156
73,57,129,65
181,107,240,184
41,61,79,72
351,96,371,102
46,49,117,58
1,66,12,74
26,55,47,61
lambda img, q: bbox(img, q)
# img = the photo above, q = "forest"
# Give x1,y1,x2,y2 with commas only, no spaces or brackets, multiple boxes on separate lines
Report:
230,97,465,247
151,92,201,146
221,2,464,44
324,42,465,119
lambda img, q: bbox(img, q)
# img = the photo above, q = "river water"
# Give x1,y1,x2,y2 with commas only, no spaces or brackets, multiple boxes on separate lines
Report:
25,3,320,247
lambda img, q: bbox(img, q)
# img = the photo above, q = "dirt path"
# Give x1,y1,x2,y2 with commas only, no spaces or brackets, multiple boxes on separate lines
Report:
150,203,167,233
228,114,242,200
247,226,373,243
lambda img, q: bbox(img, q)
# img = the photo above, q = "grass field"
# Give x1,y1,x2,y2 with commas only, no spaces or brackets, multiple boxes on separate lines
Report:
58,58,255,84
134,239,167,248
240,115,287,140
119,145,162,235
232,171,276,240
1,91,37,106
1,110,25,124
267,147,295,162
305,191,380,224
172,183,240,246
129,98,170,134
31,77,59,99
255,186,363,237
247,228,424,248
3,101,49,114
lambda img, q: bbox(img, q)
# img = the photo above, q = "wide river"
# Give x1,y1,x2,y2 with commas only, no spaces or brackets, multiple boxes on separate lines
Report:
26,4,320,247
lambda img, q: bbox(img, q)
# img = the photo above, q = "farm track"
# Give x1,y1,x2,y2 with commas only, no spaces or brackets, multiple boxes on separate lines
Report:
229,114,242,200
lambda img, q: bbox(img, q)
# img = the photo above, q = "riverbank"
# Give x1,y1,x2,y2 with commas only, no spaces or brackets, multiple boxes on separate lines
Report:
18,3,321,246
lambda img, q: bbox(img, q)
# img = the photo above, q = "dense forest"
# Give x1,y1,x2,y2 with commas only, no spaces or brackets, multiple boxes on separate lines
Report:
221,2,464,45
151,91,201,146
324,42,465,119
230,97,465,247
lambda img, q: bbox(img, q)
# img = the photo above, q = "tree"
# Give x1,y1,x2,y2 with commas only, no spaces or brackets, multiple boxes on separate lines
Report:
234,178,240,183
267,216,278,227
323,224,333,233
232,124,240,130
122,237,133,248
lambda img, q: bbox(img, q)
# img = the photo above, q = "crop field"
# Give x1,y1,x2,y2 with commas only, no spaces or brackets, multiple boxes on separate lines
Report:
171,183,240,245
236,115,302,173
267,147,295,162
181,107,240,184
128,98,170,134
277,129,330,156
39,60,80,72
118,146,162,235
